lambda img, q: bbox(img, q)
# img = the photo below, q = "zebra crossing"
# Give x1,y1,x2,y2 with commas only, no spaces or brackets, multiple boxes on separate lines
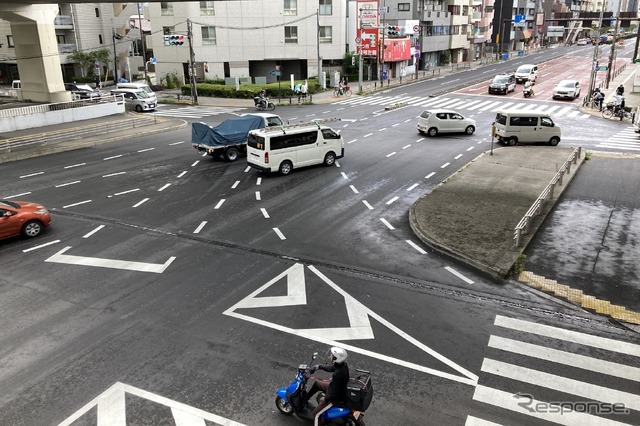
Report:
333,95,591,119
596,126,640,152
154,105,247,118
467,315,640,426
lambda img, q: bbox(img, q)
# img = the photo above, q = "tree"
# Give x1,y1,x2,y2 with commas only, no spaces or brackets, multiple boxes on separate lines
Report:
67,49,111,77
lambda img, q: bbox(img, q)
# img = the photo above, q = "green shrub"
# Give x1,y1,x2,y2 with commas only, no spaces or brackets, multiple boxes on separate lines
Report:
166,74,174,89
183,80,323,99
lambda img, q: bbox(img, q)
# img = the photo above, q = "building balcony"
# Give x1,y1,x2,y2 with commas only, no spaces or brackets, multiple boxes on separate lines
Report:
421,9,450,21
54,15,74,29
472,12,482,21
58,43,77,54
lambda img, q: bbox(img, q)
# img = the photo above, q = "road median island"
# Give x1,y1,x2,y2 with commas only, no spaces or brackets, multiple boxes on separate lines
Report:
409,146,585,278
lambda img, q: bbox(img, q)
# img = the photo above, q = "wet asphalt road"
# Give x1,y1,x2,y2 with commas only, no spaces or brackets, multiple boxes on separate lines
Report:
526,154,640,312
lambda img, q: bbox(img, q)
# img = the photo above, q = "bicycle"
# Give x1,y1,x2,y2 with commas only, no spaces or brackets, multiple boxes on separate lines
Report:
602,106,634,121
333,85,352,97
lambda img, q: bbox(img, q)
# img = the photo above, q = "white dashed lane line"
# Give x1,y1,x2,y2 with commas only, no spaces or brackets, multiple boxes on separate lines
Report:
103,155,122,161
20,172,44,178
261,208,270,218
441,162,450,168
386,196,398,205
214,199,225,209
445,266,475,284
137,148,155,153
83,225,105,239
232,180,240,189
255,191,261,201
348,139,357,144
256,177,262,185
406,183,419,191
193,221,207,234
362,200,374,210
380,218,394,230
244,166,251,172
108,189,140,197
402,144,411,149
4,192,31,199
133,198,149,208
103,172,126,178
364,133,373,138
63,200,92,208
406,240,427,254
454,154,463,160
158,183,171,192
350,185,359,194
55,181,81,188
425,172,436,179
168,141,184,146
177,171,187,178
386,152,396,158
273,227,286,240
64,163,86,169
341,172,348,180
466,146,475,151
191,161,200,167
23,240,61,253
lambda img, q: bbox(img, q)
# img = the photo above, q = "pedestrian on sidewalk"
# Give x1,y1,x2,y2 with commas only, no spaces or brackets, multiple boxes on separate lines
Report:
593,89,604,111
616,84,625,96
299,79,308,103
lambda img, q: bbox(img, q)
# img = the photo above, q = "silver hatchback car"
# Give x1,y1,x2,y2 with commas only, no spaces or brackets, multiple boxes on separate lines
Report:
417,109,476,137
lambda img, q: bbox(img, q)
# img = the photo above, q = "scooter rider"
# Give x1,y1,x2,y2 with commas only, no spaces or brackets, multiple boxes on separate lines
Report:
524,80,534,96
306,347,350,426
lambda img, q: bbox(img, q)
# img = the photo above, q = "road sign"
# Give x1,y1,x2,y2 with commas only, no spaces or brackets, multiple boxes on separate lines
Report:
413,25,420,33
514,14,526,23
415,53,420,58
596,65,608,71
355,37,361,44
379,6,389,13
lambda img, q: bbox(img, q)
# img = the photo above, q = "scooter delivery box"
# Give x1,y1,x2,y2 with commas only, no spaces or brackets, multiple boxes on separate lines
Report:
346,370,373,411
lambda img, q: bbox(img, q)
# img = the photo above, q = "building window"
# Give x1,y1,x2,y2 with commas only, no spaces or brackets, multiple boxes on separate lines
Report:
319,0,332,15
56,34,66,44
319,26,332,43
285,26,298,43
448,5,460,14
200,1,215,16
398,3,410,11
284,0,297,16
95,7,100,18
7,35,14,48
161,2,174,16
202,26,216,45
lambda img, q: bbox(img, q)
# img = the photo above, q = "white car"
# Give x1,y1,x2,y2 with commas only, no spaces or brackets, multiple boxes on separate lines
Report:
417,109,476,137
552,80,581,100
576,38,589,45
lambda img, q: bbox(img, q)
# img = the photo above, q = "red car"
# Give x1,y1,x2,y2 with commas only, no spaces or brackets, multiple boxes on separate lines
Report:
0,200,52,239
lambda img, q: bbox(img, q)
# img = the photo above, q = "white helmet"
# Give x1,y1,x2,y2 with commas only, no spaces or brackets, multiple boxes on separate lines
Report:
330,347,348,364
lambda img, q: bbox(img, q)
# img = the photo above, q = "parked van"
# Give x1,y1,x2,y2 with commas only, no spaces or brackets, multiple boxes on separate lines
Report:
116,82,155,97
493,110,561,146
246,120,344,175
110,88,157,112
515,64,538,83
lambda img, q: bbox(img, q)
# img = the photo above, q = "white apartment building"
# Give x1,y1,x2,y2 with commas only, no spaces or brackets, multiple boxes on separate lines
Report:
147,0,347,85
0,3,141,86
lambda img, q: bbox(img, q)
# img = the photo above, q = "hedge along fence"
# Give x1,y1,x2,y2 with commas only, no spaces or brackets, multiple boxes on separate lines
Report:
181,80,322,99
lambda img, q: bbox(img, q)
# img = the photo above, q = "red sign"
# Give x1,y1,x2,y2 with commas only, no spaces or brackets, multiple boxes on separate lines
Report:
357,28,379,57
381,38,411,62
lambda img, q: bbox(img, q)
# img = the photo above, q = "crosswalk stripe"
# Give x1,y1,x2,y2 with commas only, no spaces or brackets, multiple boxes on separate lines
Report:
464,415,504,426
434,99,463,108
495,315,640,356
544,105,561,114
597,144,640,151
468,100,493,110
481,358,640,411
443,100,468,110
472,385,630,426
488,335,640,381
566,110,581,118
601,139,640,146
479,101,502,111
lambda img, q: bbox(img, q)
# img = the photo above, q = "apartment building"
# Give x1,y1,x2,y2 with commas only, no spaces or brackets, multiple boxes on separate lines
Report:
147,0,347,85
0,3,140,86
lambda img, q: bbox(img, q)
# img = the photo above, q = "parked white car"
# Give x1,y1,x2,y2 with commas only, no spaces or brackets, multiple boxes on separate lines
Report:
552,80,581,100
417,110,476,137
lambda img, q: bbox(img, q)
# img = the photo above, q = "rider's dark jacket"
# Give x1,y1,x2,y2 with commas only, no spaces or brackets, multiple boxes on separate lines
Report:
318,362,349,404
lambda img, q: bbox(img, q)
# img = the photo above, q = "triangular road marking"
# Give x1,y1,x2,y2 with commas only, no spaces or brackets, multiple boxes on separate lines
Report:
224,263,478,386
57,382,246,426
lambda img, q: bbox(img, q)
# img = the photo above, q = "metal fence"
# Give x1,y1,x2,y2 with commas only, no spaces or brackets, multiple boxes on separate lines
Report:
513,147,583,248
0,95,122,119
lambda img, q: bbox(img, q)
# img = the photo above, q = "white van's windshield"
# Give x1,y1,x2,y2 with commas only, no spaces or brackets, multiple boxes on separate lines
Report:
517,65,532,73
495,113,507,125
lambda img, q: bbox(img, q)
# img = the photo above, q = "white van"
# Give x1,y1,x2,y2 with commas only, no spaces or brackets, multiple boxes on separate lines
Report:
116,82,155,97
111,88,157,112
493,110,561,146
515,64,538,83
246,121,344,175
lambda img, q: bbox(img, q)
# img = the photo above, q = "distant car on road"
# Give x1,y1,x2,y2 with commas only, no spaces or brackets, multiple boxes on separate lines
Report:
0,200,51,239
65,82,101,100
553,80,581,100
417,109,476,137
576,38,590,45
515,64,538,84
488,73,516,95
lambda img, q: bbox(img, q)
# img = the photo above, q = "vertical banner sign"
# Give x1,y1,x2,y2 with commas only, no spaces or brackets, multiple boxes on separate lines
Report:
356,0,380,54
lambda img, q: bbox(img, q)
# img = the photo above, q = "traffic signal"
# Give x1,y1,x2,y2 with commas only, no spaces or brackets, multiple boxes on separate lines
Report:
163,34,185,46
386,25,400,37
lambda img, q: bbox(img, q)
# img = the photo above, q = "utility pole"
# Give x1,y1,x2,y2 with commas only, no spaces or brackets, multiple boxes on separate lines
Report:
358,8,363,93
380,2,386,87
112,27,119,82
137,2,147,83
605,12,621,88
317,9,322,88
187,19,198,104
587,12,603,101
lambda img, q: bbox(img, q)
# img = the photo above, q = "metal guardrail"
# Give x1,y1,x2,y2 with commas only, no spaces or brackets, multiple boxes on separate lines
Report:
0,115,158,153
513,147,583,248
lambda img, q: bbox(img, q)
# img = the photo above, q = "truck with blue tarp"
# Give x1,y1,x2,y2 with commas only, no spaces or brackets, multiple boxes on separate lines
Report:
192,113,283,161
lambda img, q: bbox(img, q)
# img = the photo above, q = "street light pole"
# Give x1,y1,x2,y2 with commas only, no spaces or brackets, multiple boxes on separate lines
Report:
317,9,322,88
137,2,147,83
358,8,363,93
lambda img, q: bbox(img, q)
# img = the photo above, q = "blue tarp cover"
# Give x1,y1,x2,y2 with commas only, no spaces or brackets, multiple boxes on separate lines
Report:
192,115,265,147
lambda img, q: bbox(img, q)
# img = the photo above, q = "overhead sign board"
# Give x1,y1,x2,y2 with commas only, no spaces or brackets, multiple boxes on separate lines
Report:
547,26,564,37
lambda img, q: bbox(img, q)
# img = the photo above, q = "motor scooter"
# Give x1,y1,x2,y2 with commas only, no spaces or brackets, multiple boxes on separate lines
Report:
253,91,275,111
275,352,371,426
523,82,534,98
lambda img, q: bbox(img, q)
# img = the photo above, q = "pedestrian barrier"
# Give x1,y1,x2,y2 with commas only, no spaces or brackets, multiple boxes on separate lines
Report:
513,147,583,248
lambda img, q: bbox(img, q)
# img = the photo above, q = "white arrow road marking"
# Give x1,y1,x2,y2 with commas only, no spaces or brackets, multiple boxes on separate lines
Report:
57,382,246,426
224,263,478,386
45,247,176,274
